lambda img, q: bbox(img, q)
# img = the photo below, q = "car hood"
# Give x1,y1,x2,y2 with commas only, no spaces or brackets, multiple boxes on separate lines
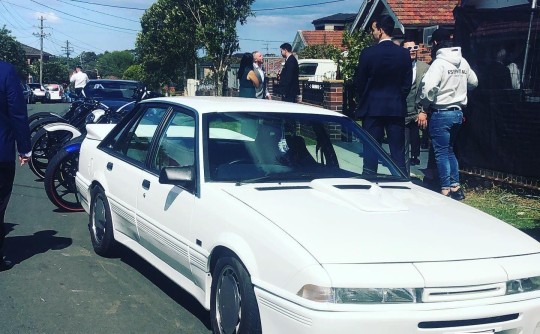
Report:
91,97,134,112
220,178,540,264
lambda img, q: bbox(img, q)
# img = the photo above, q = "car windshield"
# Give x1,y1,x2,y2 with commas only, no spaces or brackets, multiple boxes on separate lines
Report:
203,112,406,183
28,83,42,89
83,81,139,99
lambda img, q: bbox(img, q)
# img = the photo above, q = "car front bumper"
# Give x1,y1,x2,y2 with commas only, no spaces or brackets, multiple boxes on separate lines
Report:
255,287,540,334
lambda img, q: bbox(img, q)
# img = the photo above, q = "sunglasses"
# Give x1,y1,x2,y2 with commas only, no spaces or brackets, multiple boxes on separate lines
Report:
405,45,419,51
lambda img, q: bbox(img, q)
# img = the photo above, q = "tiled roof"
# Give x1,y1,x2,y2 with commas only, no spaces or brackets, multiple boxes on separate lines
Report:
18,43,52,57
387,0,459,25
312,13,356,25
300,30,345,50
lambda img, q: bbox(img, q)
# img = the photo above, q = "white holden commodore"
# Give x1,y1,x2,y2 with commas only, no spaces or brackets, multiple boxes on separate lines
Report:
76,96,540,334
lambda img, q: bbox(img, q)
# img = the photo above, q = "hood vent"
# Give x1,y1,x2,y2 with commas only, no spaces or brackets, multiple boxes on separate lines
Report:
256,186,312,191
334,184,371,190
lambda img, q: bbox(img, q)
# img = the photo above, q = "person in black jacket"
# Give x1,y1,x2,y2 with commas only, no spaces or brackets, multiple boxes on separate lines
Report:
354,15,412,174
279,43,299,103
0,61,31,271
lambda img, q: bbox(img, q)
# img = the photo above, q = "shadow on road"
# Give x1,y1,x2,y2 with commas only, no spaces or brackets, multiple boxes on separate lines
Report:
113,244,212,330
4,223,73,265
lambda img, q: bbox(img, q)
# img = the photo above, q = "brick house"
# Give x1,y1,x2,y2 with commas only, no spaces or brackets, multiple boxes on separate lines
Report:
350,0,459,62
292,13,356,53
19,43,52,65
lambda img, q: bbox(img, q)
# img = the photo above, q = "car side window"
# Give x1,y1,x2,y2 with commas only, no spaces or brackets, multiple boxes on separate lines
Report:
151,110,195,173
109,105,169,164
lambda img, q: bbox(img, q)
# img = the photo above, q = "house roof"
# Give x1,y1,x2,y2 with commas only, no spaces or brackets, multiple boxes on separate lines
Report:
351,0,459,32
19,43,52,57
312,13,356,25
387,0,458,26
298,30,345,50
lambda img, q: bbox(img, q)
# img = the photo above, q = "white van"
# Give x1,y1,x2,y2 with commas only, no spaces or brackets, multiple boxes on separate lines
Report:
298,59,337,82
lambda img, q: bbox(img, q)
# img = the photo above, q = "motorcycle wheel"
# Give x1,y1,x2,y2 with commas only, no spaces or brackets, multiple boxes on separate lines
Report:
29,128,73,179
29,117,55,141
28,112,60,129
44,149,83,212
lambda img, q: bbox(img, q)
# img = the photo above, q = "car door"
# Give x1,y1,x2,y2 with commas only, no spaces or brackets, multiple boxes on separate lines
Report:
100,103,170,241
136,107,197,280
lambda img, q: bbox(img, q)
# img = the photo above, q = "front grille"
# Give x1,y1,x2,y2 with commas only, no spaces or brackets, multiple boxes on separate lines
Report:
422,283,506,302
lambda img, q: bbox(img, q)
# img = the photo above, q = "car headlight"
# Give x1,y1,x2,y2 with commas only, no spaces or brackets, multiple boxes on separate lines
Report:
506,276,540,295
297,285,421,304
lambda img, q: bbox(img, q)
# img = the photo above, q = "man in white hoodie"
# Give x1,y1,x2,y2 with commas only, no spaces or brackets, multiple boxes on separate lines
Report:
417,28,478,200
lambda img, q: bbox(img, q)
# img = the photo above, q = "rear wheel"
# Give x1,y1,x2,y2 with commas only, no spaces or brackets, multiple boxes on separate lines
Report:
210,257,262,334
89,186,115,256
44,149,83,212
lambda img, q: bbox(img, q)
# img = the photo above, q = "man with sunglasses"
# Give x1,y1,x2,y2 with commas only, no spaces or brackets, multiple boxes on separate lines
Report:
354,15,412,175
401,39,429,175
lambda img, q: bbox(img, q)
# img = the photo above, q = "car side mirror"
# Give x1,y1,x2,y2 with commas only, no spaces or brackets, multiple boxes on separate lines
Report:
159,166,195,190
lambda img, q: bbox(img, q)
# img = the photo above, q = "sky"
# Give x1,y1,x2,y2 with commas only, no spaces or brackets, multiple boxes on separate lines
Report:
1,0,363,59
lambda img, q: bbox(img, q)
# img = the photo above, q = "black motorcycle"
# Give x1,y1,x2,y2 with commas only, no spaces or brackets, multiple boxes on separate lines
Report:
43,89,159,212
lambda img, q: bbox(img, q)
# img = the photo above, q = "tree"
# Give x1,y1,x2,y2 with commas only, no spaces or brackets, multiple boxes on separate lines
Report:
181,0,254,95
339,30,373,81
298,44,342,60
136,0,198,91
30,60,69,84
123,64,144,81
0,26,29,79
97,50,135,78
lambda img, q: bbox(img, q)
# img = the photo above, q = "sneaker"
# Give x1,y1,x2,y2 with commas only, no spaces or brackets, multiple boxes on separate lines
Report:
450,188,465,201
0,258,13,272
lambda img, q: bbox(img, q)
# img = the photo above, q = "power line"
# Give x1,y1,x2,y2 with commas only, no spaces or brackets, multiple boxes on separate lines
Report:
253,0,346,12
63,0,146,11
29,0,139,32
55,0,139,23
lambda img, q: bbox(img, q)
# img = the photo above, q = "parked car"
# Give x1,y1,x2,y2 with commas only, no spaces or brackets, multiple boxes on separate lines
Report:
21,82,32,104
76,97,540,334
298,58,337,82
44,83,64,103
28,83,46,103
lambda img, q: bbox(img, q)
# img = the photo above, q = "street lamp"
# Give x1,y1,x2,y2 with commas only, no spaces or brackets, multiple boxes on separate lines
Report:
95,68,100,79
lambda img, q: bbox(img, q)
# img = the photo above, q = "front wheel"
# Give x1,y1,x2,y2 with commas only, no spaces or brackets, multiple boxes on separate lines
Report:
89,186,116,256
210,257,262,334
44,149,83,212
30,128,73,179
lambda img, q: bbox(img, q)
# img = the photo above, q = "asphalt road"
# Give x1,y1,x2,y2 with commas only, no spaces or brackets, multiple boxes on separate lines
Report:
1,103,212,334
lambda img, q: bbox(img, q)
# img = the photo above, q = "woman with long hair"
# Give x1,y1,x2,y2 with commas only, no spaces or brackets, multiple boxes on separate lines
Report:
237,52,260,98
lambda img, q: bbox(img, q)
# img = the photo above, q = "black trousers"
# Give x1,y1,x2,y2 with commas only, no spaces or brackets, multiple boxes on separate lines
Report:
74,87,83,97
362,116,406,175
404,121,420,175
0,162,15,256
282,94,297,103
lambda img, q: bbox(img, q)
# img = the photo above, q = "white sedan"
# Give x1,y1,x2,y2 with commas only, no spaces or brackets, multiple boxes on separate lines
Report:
76,97,540,334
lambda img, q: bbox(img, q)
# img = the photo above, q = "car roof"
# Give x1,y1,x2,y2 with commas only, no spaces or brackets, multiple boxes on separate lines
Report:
140,96,345,116
87,79,141,84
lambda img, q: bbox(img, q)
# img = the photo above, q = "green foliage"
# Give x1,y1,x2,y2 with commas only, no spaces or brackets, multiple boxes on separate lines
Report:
181,0,255,95
136,0,197,90
0,26,29,79
298,44,341,60
97,50,135,78
123,64,144,81
30,60,69,84
340,30,373,82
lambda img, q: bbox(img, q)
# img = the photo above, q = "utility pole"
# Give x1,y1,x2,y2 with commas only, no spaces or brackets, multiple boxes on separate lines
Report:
33,16,50,85
62,40,74,70
264,43,270,56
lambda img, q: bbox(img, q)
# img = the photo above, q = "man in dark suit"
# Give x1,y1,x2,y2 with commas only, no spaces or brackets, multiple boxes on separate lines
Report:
354,15,412,175
279,43,299,103
0,61,32,271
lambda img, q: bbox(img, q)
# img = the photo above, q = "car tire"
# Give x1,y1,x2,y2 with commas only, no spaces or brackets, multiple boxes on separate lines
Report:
210,256,262,334
89,186,116,257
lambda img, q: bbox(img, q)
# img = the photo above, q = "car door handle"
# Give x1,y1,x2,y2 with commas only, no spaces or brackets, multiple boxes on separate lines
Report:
142,179,150,190
106,162,113,171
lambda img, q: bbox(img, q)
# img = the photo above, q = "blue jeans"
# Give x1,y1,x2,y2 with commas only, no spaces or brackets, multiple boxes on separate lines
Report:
428,110,463,190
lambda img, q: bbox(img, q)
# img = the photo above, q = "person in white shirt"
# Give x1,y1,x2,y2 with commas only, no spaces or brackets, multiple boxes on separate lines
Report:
69,65,89,97
417,28,478,200
252,51,271,99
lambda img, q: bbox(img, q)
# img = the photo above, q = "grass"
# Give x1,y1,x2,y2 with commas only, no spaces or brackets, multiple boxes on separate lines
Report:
462,186,540,240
